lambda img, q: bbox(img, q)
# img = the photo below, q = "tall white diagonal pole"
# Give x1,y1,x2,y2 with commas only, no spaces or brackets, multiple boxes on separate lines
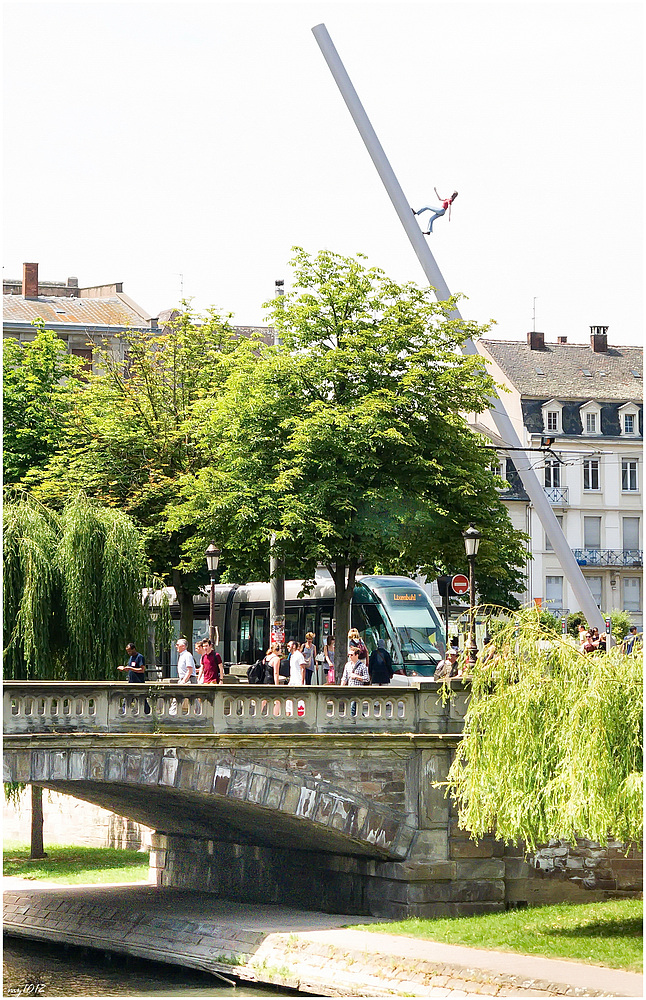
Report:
312,22,604,632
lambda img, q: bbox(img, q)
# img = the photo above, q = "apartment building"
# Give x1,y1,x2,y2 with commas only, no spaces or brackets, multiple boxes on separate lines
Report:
472,327,643,626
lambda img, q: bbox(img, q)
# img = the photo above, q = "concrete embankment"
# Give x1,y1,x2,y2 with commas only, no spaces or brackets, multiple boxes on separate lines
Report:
3,881,643,998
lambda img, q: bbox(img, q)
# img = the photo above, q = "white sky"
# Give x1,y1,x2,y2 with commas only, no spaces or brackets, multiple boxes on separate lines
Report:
3,1,643,347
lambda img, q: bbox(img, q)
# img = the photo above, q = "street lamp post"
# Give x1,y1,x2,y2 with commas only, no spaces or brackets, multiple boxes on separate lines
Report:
462,525,481,668
205,542,220,647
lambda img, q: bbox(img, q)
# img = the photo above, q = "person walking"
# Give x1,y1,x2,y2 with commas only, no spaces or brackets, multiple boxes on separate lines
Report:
287,640,306,685
369,639,394,685
341,648,369,687
117,642,146,683
348,628,368,666
323,634,336,684
201,639,223,684
434,649,459,681
301,632,318,685
264,642,282,684
176,638,197,683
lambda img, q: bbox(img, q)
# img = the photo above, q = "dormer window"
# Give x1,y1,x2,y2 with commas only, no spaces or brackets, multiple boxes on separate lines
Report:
580,400,602,436
618,402,640,437
541,399,563,435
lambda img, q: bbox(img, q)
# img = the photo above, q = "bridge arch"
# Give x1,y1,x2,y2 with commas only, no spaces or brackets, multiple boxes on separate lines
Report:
4,744,417,860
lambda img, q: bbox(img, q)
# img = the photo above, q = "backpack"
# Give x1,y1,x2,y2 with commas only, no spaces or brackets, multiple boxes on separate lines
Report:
262,658,275,684
247,659,265,684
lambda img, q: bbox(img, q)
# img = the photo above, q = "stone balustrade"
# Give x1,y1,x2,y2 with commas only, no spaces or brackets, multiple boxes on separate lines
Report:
3,681,468,737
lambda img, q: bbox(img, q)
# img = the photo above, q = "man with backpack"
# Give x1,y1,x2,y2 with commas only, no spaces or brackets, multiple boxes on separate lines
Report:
369,640,394,685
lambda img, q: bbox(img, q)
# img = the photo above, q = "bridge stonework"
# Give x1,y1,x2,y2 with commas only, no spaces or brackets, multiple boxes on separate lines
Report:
4,683,641,917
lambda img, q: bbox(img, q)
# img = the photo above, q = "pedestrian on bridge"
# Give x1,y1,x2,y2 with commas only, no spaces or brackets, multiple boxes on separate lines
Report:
201,639,224,684
117,643,146,683
301,632,318,685
369,640,394,685
176,638,197,683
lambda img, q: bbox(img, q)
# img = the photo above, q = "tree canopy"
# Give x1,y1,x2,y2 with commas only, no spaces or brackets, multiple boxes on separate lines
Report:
29,307,238,640
3,321,82,486
173,248,529,664
444,609,643,849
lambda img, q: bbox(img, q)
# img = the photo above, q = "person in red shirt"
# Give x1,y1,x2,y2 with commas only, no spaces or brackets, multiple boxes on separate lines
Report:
201,639,223,684
413,188,458,233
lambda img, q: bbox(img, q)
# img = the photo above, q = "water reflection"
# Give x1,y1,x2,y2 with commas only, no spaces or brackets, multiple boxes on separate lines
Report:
3,938,303,998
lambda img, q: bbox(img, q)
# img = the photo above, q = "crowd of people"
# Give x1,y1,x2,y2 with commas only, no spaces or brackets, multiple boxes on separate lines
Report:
117,620,641,688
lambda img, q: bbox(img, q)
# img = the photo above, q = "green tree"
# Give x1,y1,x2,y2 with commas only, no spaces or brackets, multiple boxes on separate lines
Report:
3,495,151,680
31,308,238,641
3,321,82,486
177,249,528,668
445,608,642,849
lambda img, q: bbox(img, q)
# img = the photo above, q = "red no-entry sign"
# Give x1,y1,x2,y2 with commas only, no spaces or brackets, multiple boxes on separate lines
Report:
451,574,469,595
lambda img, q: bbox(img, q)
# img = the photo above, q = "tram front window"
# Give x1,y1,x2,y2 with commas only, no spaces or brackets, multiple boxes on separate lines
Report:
376,587,443,675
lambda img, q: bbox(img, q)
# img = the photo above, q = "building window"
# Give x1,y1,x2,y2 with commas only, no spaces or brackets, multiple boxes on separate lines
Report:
545,576,564,610
544,459,560,489
545,515,564,552
491,458,506,482
586,576,603,608
623,577,641,612
624,414,635,434
585,412,597,434
622,459,638,492
583,516,601,549
583,459,600,491
546,411,559,432
623,517,640,552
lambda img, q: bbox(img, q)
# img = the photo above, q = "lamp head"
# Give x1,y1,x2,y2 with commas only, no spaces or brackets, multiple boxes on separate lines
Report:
205,542,220,574
462,524,482,558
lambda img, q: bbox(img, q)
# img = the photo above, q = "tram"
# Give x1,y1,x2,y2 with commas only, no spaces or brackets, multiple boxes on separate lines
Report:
167,574,445,679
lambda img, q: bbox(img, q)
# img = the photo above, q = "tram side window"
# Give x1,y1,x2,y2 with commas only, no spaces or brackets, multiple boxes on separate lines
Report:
239,614,252,662
285,611,300,645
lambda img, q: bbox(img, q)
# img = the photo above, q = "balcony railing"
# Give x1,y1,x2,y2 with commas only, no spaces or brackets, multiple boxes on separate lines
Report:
543,486,569,505
573,548,643,568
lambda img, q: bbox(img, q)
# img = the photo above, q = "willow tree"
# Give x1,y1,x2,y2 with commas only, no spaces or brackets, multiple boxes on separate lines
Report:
3,495,150,680
445,608,643,849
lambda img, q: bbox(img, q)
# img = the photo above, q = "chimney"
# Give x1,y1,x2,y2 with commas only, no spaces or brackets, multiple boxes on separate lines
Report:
590,325,608,352
527,330,545,350
558,336,567,344
67,276,78,288
22,262,39,299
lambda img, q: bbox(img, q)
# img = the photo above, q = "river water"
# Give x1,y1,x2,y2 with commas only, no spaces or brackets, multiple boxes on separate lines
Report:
3,938,305,999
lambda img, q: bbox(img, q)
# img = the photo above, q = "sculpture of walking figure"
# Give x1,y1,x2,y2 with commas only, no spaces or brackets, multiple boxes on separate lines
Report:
413,188,458,234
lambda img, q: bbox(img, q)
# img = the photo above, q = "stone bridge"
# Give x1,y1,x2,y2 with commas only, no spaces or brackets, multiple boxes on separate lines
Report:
5,682,638,917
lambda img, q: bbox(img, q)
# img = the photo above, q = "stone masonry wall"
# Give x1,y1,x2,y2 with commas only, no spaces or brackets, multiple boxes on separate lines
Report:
3,789,151,850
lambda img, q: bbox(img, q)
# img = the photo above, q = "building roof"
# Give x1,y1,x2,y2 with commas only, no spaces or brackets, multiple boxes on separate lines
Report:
3,294,152,330
479,339,643,402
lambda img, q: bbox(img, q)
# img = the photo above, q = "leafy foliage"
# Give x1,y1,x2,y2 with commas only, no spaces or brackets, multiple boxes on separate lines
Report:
173,249,528,665
3,495,150,679
30,307,239,638
3,321,82,486
445,607,643,848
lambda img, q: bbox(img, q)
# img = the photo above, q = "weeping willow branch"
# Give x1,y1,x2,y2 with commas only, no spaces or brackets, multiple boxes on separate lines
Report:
443,606,643,850
3,495,151,680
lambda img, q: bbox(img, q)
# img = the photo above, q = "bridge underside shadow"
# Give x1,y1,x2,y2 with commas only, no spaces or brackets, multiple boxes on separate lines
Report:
5,745,417,861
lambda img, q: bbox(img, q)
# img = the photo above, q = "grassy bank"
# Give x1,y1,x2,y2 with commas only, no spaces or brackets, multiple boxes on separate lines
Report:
351,898,643,972
3,843,149,884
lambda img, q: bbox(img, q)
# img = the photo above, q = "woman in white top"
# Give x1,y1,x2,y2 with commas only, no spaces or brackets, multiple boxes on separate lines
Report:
287,640,306,685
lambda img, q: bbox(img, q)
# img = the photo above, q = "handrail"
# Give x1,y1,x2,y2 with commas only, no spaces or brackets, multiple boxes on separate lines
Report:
572,548,643,567
3,681,468,737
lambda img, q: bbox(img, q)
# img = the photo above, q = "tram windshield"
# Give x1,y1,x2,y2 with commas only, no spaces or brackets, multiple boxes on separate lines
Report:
359,579,444,675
